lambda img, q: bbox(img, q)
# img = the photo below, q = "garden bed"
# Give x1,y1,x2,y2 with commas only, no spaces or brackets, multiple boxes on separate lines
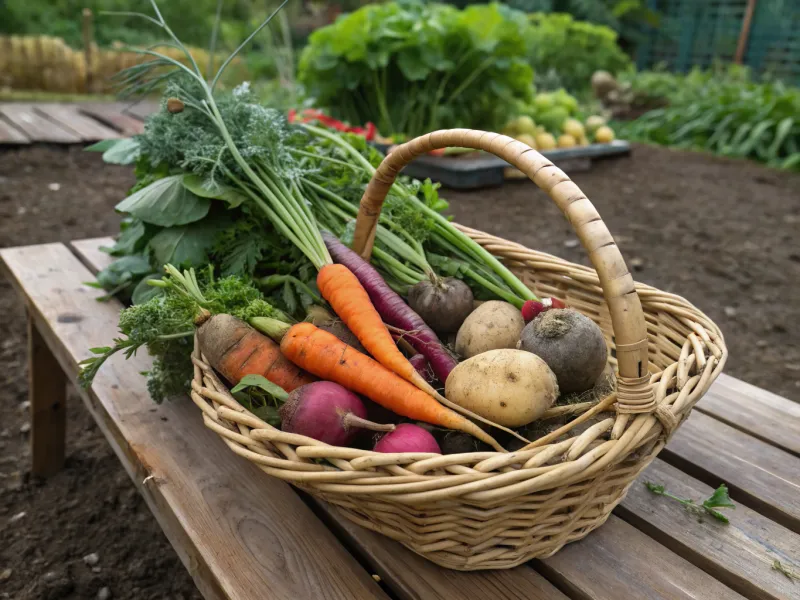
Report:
1,142,798,598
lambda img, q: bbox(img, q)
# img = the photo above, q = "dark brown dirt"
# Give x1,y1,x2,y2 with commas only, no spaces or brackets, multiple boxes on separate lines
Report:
0,142,798,599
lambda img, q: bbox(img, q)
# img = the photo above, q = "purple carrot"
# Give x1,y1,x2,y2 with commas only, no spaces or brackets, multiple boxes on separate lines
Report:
409,354,436,385
321,231,458,384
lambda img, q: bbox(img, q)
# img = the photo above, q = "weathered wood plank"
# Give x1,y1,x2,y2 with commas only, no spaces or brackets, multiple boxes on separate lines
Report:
309,500,567,600
618,459,800,600
697,373,800,458
28,317,67,477
0,115,30,144
35,104,121,142
664,411,800,534
70,237,115,272
0,104,81,143
536,515,745,600
80,103,144,136
123,100,159,121
0,243,388,600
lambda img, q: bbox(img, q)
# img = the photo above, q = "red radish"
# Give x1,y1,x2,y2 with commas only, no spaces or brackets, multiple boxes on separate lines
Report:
409,354,436,385
521,298,567,322
322,232,458,384
279,381,395,446
521,300,546,322
374,423,441,454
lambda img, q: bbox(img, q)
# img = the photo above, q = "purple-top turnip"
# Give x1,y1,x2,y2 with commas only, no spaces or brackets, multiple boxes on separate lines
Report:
373,423,442,454
279,381,394,446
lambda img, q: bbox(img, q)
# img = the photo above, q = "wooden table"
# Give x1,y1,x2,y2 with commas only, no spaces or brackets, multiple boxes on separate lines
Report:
0,101,158,144
2,237,800,600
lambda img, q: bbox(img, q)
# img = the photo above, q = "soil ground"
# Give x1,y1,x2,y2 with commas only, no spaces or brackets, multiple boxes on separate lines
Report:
1,143,798,599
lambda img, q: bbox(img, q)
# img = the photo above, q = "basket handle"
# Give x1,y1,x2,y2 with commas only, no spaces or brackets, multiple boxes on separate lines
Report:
351,129,655,415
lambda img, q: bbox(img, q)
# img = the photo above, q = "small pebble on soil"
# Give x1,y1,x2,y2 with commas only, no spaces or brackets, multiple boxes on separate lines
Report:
98,586,112,600
83,553,100,566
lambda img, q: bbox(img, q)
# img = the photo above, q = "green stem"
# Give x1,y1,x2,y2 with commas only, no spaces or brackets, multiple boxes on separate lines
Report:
259,275,323,305
249,317,291,343
464,268,522,307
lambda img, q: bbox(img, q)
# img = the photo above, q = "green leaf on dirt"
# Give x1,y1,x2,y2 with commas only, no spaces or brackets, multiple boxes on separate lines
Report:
182,174,248,207
116,175,211,227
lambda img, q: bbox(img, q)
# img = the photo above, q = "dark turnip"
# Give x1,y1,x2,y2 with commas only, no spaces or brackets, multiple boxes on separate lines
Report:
279,381,394,446
408,277,474,335
517,309,608,394
373,423,441,453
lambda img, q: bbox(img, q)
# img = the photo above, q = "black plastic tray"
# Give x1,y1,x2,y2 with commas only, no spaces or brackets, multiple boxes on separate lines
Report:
373,140,631,190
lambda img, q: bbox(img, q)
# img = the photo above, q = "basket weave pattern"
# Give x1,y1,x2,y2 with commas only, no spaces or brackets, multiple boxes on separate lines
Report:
188,130,727,570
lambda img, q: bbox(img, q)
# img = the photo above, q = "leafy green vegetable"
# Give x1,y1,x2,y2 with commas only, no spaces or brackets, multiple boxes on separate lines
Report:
102,218,152,257
526,12,632,93
617,65,800,170
182,174,247,207
116,175,211,227
92,254,154,300
298,0,533,137
86,137,141,165
79,265,285,402
230,374,286,426
645,481,735,523
147,216,231,267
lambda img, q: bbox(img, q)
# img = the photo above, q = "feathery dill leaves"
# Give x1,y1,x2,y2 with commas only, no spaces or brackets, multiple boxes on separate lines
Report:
138,78,303,183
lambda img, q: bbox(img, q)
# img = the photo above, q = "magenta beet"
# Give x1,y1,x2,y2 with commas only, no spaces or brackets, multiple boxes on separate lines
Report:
279,381,394,446
409,354,436,384
321,231,458,384
373,423,442,454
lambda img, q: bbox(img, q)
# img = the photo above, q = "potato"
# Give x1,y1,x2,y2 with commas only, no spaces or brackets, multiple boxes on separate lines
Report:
445,349,559,427
455,301,524,358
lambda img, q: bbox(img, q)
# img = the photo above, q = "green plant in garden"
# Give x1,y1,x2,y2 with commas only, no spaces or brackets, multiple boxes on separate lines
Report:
298,0,533,137
617,65,800,170
526,12,632,94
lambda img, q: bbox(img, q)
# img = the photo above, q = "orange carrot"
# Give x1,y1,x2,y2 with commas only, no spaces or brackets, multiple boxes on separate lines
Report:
317,264,422,386
197,313,316,392
279,321,504,451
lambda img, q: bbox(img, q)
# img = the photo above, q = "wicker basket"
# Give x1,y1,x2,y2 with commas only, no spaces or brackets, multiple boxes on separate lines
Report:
189,129,727,571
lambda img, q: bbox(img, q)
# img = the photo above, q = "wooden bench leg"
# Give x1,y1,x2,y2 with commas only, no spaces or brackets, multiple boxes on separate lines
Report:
28,317,67,477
